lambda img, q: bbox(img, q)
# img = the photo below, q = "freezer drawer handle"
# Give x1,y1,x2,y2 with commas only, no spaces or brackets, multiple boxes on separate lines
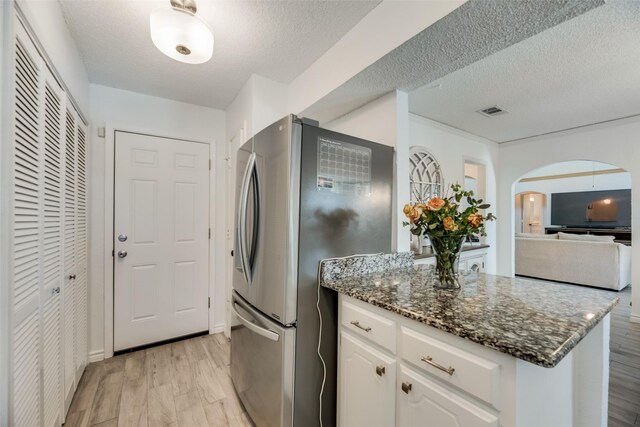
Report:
421,356,455,376
350,320,372,332
231,302,280,342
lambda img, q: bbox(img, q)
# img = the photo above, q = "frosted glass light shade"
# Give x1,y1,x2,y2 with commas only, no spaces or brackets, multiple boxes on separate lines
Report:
150,7,213,64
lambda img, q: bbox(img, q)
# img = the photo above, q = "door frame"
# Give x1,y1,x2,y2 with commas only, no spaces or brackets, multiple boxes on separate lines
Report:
103,125,216,359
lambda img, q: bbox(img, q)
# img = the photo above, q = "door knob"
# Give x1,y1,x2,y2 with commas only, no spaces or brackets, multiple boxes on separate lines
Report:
118,250,128,258
69,274,76,280
118,234,128,242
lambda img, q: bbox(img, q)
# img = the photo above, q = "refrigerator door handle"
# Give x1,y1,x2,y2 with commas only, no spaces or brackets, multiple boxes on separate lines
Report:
238,152,256,284
248,161,260,274
231,301,280,342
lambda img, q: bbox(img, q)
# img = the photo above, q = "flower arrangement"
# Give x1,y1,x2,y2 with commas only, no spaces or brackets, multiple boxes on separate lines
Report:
403,184,496,289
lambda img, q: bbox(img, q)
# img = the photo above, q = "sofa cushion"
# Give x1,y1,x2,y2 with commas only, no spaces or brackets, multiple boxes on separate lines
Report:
515,232,558,239
557,232,615,242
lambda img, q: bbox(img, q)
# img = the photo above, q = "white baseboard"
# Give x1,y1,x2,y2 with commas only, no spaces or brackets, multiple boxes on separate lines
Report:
212,323,226,334
88,350,105,363
630,313,640,324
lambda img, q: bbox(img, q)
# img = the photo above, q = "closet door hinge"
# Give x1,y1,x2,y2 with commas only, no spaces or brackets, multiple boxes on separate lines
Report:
209,159,212,170
208,297,211,308
112,249,114,257
209,228,211,239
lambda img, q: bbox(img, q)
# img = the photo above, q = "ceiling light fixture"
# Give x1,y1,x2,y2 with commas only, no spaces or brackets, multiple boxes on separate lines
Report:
150,0,213,64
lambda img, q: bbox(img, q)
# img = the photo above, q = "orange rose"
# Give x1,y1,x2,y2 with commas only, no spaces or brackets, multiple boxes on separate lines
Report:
403,204,413,216
443,216,458,232
407,206,423,224
427,197,446,211
467,213,482,228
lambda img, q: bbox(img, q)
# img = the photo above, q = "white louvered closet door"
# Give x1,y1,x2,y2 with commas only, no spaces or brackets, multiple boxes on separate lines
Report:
12,21,44,427
62,107,77,410
42,65,65,427
9,15,89,427
74,118,88,379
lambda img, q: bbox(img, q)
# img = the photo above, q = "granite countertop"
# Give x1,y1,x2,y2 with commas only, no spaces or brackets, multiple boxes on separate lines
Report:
319,253,619,368
414,244,490,260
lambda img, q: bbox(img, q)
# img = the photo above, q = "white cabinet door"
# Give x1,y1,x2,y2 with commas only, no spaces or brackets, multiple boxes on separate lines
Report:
339,332,396,427
465,255,485,273
113,131,210,351
397,365,499,427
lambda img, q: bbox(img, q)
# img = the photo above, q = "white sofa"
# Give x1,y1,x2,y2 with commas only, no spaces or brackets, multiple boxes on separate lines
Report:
515,232,631,291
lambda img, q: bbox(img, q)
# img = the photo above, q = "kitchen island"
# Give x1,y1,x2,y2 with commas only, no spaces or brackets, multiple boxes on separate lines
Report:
319,252,619,427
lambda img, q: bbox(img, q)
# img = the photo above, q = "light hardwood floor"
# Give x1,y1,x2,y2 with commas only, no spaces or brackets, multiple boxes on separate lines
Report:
65,287,640,427
609,286,640,427
63,333,254,427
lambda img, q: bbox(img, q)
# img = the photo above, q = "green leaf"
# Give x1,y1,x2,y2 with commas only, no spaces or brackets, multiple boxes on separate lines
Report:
478,204,490,209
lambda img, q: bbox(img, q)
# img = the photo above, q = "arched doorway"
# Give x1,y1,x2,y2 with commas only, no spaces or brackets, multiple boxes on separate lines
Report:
513,160,631,239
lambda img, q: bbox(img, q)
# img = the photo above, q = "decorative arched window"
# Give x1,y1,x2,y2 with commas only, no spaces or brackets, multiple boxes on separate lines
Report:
409,147,442,202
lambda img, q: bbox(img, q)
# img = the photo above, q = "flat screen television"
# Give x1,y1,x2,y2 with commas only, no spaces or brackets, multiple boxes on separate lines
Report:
550,189,631,228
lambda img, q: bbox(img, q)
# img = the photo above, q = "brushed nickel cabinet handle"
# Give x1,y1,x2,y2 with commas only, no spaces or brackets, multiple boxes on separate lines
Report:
421,356,455,376
350,320,371,332
376,365,385,376
401,382,412,394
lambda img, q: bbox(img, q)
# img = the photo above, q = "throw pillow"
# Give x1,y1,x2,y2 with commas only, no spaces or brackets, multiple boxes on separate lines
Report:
557,232,615,242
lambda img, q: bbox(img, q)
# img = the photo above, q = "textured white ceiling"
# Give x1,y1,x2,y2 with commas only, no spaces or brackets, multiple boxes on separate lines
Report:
59,0,380,109
306,0,603,124
408,0,640,143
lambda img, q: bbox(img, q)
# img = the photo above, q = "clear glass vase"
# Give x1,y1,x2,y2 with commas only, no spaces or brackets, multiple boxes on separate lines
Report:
427,233,465,290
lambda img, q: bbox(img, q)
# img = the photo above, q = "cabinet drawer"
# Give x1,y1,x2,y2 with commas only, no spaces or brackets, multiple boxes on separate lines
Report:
401,326,500,407
342,300,396,354
398,365,499,427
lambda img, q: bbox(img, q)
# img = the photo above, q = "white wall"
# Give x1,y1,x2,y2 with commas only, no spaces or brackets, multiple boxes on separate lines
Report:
251,75,287,136
16,0,90,114
226,74,288,142
88,84,226,358
324,93,399,147
515,161,631,229
408,114,499,274
497,116,640,322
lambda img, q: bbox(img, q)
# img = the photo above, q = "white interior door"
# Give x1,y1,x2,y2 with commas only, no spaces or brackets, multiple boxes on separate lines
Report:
114,132,210,351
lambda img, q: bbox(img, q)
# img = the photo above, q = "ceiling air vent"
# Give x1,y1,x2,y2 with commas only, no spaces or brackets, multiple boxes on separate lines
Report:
477,106,508,117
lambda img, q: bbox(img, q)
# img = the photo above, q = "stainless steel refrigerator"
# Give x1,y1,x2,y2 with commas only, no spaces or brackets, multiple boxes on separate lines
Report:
230,115,393,427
